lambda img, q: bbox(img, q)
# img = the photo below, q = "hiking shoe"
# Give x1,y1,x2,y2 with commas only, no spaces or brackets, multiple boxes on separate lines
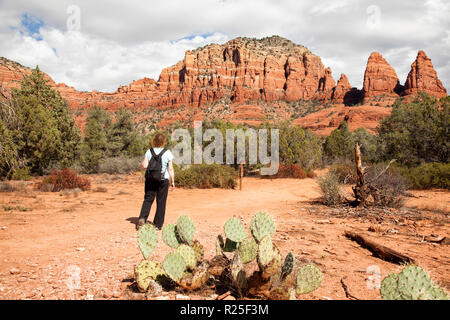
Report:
136,218,146,230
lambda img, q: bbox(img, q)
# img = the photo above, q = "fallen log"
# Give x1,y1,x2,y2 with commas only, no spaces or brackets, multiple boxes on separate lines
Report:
344,230,415,265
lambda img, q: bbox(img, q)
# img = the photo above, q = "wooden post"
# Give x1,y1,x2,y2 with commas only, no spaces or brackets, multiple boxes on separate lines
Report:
239,164,244,191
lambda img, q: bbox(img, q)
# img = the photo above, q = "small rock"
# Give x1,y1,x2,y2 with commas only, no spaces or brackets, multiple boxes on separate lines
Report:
10,268,20,275
155,296,170,300
113,292,121,298
176,294,190,300
76,247,85,252
224,295,236,301
1,226,6,230
103,290,113,299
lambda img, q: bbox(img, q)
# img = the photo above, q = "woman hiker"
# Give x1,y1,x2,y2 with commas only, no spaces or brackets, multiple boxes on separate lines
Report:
137,133,175,230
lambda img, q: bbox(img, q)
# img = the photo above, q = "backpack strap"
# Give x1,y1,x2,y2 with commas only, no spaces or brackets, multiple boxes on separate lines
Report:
150,148,167,159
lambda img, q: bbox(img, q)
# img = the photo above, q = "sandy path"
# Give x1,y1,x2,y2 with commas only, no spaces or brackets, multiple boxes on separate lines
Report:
0,174,448,300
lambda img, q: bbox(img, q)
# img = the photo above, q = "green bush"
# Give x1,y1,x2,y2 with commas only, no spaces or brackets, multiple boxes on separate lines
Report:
175,164,237,189
377,93,449,166
317,171,343,205
399,163,450,190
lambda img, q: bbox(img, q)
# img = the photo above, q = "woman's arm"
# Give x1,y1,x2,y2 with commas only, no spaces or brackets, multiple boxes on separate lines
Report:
142,156,149,169
168,160,175,188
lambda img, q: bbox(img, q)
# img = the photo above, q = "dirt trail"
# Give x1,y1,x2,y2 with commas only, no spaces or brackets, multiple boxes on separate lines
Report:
0,174,448,300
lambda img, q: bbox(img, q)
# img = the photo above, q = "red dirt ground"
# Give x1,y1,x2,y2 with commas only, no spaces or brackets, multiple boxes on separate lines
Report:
0,173,448,300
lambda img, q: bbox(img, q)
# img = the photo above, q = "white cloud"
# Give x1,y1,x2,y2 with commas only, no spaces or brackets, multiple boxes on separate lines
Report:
0,0,448,92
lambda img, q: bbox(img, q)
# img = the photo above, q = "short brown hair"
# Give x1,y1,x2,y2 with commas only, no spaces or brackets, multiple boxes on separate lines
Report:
152,133,167,148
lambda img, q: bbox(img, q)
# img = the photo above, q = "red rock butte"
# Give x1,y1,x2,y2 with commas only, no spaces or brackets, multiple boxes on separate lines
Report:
0,36,447,133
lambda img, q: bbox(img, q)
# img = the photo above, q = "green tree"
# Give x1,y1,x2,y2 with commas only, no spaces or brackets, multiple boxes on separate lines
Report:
378,93,449,165
278,123,322,171
79,106,112,173
323,120,355,163
12,66,81,169
352,127,379,163
0,119,19,178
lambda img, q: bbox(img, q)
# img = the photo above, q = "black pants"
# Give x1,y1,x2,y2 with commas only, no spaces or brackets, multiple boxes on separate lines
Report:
138,178,169,229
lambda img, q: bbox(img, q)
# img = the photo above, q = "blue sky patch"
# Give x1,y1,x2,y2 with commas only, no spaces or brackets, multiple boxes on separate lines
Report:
20,13,44,40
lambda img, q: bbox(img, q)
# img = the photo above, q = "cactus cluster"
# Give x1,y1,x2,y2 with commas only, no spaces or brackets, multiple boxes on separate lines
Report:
212,213,323,299
381,265,448,300
134,212,324,299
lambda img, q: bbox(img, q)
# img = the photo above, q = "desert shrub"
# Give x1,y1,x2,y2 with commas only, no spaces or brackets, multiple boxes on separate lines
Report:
329,163,357,184
10,168,31,181
398,162,450,190
94,186,108,193
37,168,91,192
175,164,237,189
96,156,142,174
317,171,343,205
0,181,16,193
364,164,408,208
270,164,307,179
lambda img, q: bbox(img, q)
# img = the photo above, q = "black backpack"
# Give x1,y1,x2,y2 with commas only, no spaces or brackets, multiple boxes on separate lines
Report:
145,148,167,183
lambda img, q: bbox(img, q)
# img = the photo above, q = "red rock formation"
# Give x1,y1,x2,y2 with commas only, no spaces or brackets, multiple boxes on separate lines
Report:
362,52,401,99
332,73,352,102
403,50,447,98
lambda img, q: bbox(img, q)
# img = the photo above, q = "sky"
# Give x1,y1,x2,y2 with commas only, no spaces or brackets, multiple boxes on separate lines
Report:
0,0,449,93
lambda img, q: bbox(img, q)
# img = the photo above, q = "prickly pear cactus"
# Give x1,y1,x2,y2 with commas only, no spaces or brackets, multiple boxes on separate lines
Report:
224,217,247,243
135,260,166,292
381,273,402,300
162,252,187,282
176,215,195,245
178,262,210,291
216,235,225,256
162,224,180,249
257,236,274,267
192,240,204,263
281,252,295,280
250,212,275,243
261,245,282,280
381,265,448,300
176,244,197,270
137,223,158,259
296,265,323,295
238,238,258,264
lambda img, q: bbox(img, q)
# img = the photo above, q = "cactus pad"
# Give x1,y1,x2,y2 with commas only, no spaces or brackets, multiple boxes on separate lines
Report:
223,238,238,252
281,252,295,280
135,260,165,292
261,245,282,280
381,273,402,300
176,215,195,245
296,265,323,294
162,252,187,282
224,217,247,243
176,244,197,270
238,238,258,264
380,265,449,300
178,262,210,291
257,236,274,267
250,212,275,243
191,240,204,263
162,224,180,249
137,223,158,259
